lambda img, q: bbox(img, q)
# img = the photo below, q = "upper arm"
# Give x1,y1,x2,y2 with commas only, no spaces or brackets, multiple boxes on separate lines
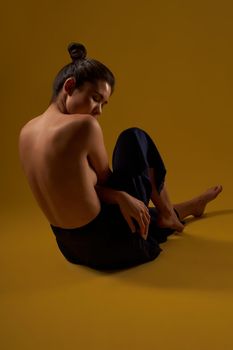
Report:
83,117,112,185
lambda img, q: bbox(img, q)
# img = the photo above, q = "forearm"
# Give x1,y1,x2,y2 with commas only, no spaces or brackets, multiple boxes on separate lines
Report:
95,185,124,205
95,185,150,237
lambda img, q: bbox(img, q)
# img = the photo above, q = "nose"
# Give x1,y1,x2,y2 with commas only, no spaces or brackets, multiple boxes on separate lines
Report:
93,104,102,117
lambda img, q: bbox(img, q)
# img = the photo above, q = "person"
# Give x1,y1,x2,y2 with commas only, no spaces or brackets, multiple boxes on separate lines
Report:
18,42,223,270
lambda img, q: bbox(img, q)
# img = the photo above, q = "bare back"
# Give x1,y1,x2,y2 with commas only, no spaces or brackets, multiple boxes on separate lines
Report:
18,112,103,228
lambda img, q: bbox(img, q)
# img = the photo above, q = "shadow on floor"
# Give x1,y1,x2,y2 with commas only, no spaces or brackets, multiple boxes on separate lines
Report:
92,208,233,292
3,209,233,295
182,208,233,224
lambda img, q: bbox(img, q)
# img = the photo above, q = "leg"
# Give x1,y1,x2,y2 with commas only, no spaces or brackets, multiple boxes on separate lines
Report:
109,127,184,242
110,127,184,235
173,185,223,221
148,168,223,223
110,127,167,205
103,127,172,261
148,168,184,232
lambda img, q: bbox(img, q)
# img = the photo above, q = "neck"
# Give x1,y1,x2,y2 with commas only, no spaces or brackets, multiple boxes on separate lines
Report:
49,94,68,114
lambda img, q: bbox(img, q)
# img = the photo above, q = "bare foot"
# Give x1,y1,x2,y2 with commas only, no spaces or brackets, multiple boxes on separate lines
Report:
192,185,223,217
156,211,185,232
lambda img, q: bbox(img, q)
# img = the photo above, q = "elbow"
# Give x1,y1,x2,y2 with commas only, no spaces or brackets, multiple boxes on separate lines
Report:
97,168,113,186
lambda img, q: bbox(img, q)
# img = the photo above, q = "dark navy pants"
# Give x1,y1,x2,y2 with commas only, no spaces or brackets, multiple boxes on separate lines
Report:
50,127,183,270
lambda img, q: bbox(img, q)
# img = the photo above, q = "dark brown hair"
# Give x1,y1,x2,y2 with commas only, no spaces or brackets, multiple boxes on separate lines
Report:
51,43,115,101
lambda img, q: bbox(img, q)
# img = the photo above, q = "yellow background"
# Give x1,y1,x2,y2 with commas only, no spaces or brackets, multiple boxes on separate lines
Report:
1,0,233,349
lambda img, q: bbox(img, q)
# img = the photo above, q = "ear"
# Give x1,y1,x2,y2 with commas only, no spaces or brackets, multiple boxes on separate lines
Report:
63,77,76,96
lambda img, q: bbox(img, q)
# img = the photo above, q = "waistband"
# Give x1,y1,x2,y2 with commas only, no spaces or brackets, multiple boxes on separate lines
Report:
50,208,104,235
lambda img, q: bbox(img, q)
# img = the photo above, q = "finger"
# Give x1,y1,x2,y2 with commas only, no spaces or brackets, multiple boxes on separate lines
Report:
144,209,151,222
140,209,151,236
141,206,150,222
142,205,150,220
138,213,146,236
142,213,150,237
125,216,137,233
144,230,149,240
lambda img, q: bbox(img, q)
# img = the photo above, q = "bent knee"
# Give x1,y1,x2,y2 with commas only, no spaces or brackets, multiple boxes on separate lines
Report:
118,127,148,140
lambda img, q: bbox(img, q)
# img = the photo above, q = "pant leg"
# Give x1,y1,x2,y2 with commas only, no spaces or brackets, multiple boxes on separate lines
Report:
106,127,182,243
106,127,167,205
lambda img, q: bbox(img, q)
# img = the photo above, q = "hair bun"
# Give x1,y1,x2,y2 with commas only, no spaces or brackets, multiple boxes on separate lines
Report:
67,42,87,62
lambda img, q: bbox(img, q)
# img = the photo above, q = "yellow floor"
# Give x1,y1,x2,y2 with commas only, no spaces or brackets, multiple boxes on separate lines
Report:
1,0,232,348
1,202,233,350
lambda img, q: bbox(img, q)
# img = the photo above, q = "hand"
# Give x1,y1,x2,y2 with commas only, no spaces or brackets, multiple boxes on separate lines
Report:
117,192,151,240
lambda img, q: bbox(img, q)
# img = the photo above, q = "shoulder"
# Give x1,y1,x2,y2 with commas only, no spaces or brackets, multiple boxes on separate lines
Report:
62,114,99,130
71,115,103,141
18,115,46,145
76,114,101,131
18,118,38,147
54,115,104,152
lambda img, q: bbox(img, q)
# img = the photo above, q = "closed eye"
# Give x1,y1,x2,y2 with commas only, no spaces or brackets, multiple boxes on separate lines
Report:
93,91,108,105
92,95,101,102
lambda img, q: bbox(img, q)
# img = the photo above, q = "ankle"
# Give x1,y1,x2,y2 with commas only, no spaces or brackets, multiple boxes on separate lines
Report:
157,205,174,217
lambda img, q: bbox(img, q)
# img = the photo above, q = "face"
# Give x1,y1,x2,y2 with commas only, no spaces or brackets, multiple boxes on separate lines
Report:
65,79,111,118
